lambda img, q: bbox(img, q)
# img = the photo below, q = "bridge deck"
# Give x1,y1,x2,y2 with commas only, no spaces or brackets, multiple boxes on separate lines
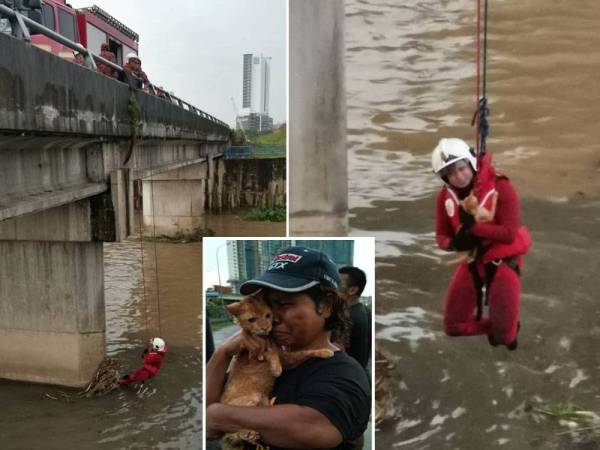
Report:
0,183,107,221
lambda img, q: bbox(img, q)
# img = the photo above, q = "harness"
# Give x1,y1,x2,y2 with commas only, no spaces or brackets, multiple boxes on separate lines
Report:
469,254,520,321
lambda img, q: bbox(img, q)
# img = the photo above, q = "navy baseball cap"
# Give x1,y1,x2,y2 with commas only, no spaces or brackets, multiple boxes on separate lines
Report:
240,246,341,295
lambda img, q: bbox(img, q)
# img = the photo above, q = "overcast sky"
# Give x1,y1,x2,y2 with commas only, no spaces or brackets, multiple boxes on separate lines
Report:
203,238,376,298
70,0,286,127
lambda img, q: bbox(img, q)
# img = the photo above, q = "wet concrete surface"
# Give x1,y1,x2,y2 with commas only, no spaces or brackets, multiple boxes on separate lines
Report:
0,216,283,449
345,0,600,448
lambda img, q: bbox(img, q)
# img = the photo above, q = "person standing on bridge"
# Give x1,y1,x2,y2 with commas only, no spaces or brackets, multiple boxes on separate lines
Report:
432,138,531,350
97,43,118,79
119,337,167,386
123,53,150,91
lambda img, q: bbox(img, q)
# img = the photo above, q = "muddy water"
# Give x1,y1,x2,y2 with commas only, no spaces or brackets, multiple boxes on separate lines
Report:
0,216,283,449
346,0,600,448
205,213,286,237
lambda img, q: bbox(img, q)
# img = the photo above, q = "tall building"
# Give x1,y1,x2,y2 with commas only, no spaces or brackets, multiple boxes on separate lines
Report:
240,53,273,133
242,53,271,114
292,240,354,268
227,240,292,293
226,240,354,293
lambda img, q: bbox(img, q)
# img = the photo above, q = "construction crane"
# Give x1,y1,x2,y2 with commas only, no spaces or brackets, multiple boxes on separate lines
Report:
230,97,247,143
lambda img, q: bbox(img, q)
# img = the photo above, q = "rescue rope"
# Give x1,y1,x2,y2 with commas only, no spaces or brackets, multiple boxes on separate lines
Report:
138,188,150,341
149,164,163,336
472,0,490,156
134,104,162,340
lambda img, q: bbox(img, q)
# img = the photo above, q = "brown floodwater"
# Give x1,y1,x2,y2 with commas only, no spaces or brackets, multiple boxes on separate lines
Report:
345,0,600,448
0,215,283,449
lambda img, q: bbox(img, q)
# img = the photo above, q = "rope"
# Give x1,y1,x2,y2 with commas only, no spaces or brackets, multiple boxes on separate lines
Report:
133,101,162,341
472,0,490,157
138,183,150,342
149,164,162,336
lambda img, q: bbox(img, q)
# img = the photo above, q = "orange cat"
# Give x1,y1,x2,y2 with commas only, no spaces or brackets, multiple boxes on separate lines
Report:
441,191,498,266
219,294,333,450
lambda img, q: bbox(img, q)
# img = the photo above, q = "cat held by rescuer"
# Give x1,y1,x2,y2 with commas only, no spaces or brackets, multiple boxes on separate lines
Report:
219,293,334,450
441,190,498,266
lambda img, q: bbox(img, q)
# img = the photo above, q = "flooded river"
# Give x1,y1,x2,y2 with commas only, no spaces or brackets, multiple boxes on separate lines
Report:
0,215,283,449
346,0,600,448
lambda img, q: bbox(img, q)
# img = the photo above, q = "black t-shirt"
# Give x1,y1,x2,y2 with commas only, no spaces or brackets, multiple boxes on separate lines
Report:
249,351,371,450
348,303,371,370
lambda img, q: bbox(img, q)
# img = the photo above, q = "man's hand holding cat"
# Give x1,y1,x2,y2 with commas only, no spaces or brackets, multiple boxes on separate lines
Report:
221,330,270,361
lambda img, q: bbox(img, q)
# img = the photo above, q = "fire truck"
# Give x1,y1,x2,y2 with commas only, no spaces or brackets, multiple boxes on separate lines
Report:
1,0,138,63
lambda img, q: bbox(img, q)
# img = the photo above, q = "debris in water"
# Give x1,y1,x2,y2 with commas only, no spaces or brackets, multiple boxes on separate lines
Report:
44,358,121,401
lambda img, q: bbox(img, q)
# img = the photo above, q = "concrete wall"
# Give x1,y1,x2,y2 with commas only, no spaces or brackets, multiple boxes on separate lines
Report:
0,240,105,386
0,200,93,241
289,0,348,235
216,158,286,211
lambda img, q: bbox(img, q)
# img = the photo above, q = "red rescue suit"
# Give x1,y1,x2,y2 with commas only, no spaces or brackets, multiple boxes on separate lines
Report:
119,348,166,386
435,154,531,346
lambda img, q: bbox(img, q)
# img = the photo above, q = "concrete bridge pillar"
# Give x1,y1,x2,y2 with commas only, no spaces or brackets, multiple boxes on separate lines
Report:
289,0,348,236
0,202,105,387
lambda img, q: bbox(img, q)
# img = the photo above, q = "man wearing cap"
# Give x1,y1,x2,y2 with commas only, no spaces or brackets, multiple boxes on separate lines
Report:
97,43,118,79
206,246,371,450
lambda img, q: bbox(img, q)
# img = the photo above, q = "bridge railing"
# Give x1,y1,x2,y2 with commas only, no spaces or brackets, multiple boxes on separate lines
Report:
0,3,229,130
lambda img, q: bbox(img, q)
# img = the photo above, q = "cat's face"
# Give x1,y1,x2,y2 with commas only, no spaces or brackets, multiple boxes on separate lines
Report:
225,296,273,336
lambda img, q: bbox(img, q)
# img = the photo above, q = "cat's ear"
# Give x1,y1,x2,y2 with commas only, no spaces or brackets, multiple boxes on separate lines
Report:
225,302,242,315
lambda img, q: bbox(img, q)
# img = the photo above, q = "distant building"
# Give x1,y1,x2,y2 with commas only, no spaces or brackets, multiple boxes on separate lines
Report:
292,240,354,267
227,240,292,293
238,112,273,134
242,53,270,114
239,53,273,133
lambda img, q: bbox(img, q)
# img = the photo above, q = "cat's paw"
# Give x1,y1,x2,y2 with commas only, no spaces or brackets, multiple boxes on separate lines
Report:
241,430,261,444
316,349,334,358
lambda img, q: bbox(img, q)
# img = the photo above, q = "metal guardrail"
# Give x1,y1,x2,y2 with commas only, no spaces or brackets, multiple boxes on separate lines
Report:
224,145,286,159
0,3,229,129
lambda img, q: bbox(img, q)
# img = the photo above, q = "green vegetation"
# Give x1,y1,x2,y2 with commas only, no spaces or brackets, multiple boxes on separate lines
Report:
244,206,286,222
250,125,286,146
531,403,596,423
211,319,235,332
140,228,215,243
528,402,600,438
128,93,142,139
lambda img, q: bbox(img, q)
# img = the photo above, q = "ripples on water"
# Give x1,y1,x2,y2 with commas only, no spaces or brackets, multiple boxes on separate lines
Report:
348,1,600,448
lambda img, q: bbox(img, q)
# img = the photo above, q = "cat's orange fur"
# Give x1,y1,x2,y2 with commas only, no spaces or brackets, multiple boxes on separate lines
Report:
441,191,498,266
219,294,333,449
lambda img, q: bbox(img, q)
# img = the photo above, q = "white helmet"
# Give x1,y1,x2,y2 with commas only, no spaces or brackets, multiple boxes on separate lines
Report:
151,337,166,352
431,138,477,177
126,52,140,62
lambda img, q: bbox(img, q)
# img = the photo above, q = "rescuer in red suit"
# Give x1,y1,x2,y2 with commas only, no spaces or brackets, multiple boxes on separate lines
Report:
119,337,167,385
123,52,150,91
432,138,532,350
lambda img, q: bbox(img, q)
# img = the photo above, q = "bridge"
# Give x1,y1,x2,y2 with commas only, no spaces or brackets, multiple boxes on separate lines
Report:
0,27,285,386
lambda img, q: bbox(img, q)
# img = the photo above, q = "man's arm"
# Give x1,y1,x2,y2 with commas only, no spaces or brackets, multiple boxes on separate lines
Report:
206,403,343,449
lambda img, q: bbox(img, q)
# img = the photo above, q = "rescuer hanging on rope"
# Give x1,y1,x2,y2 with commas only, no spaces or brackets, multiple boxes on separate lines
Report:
432,138,531,349
119,337,167,386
